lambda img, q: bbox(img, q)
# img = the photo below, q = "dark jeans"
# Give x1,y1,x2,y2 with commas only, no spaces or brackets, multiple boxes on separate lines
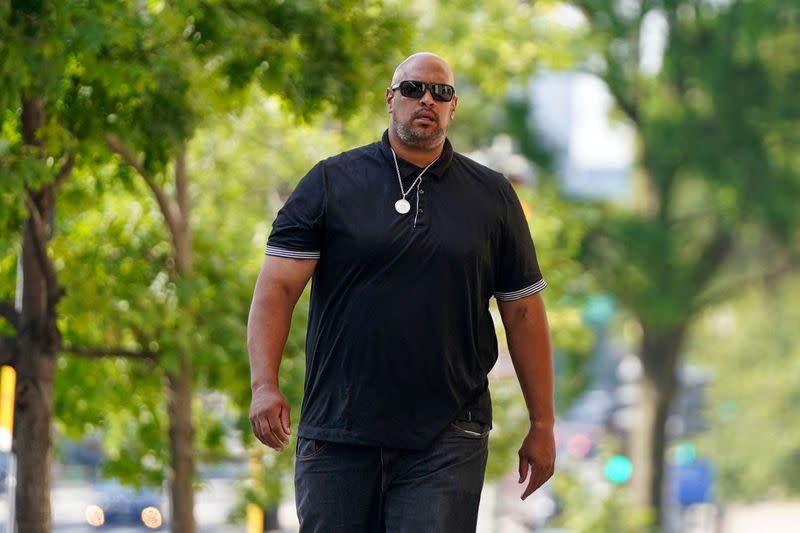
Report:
294,420,490,533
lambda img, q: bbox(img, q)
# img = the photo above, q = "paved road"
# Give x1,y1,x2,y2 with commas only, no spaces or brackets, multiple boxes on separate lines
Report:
2,479,243,533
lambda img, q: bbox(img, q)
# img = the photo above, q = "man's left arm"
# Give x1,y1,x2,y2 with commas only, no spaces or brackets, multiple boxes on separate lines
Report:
498,292,555,500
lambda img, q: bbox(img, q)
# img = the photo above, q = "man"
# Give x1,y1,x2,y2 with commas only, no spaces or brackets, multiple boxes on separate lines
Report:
248,52,555,533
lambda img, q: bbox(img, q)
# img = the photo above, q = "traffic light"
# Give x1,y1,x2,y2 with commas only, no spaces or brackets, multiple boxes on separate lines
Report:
673,441,697,466
604,454,633,484
583,293,616,328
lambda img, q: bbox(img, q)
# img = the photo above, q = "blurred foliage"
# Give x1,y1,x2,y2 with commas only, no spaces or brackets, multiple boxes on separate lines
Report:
409,0,576,153
548,431,657,531
53,172,251,485
1,1,412,522
689,276,800,501
6,0,753,521
186,0,412,118
566,0,800,515
50,89,383,495
515,185,595,411
552,471,656,532
413,0,575,93
573,0,800,331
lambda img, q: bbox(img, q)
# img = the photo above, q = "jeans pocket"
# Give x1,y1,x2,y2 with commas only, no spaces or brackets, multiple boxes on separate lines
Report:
296,437,330,460
450,420,491,439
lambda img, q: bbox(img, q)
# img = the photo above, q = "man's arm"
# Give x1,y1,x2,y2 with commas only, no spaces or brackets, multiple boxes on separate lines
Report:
248,255,317,451
497,292,555,500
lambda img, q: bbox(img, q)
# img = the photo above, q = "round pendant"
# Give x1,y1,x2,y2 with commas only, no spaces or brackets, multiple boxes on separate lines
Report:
395,198,411,214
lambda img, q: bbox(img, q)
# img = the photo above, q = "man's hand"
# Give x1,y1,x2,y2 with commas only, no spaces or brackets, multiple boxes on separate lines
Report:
249,385,291,451
518,424,556,500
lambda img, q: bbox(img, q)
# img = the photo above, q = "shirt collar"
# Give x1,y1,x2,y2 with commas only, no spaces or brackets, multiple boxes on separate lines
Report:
380,129,454,180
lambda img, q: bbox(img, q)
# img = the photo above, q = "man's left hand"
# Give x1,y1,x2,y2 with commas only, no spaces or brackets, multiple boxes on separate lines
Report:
517,423,555,500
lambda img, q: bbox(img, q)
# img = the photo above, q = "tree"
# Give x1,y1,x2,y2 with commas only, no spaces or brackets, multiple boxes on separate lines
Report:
1,1,410,531
690,276,800,501
569,0,800,522
0,3,170,530
98,3,409,529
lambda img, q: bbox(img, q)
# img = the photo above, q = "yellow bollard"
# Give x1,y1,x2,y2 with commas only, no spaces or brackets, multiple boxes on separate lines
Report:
0,365,15,452
246,503,264,533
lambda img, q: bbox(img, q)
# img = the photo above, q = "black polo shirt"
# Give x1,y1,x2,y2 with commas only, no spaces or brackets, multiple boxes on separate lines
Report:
265,130,546,449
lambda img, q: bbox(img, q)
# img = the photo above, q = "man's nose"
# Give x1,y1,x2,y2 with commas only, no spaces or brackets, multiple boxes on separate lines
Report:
419,88,436,105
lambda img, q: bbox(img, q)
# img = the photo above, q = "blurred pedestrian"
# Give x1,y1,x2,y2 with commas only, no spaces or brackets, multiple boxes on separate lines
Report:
247,52,555,533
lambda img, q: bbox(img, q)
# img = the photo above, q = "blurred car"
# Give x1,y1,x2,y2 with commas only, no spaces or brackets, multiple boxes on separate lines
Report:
85,480,164,529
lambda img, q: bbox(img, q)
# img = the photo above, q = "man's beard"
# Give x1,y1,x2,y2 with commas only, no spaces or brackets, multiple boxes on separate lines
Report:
393,111,445,149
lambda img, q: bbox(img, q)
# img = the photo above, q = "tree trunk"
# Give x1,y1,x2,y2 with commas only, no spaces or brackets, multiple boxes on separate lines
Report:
167,354,196,533
631,372,675,523
631,324,685,526
16,209,57,533
112,138,199,532
15,97,62,533
165,148,196,533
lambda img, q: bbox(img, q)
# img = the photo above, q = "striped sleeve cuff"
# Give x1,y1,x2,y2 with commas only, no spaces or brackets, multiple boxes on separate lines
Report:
494,279,547,301
265,245,321,260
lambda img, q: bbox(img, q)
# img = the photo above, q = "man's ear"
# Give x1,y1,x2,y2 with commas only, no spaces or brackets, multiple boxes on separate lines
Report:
386,88,394,113
450,95,458,119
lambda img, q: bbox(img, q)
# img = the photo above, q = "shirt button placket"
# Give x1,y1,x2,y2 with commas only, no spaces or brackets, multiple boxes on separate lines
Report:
417,179,426,225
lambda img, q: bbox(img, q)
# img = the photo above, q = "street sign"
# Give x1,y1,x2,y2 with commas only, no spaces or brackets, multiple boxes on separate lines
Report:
672,459,714,507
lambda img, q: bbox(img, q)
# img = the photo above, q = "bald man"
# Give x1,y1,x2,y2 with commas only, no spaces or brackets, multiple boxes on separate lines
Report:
248,53,555,533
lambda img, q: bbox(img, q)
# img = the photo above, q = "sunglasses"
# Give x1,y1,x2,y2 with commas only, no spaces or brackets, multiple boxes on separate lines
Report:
391,80,456,102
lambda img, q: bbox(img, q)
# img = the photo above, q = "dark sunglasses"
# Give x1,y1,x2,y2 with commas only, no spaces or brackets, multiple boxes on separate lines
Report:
391,80,456,102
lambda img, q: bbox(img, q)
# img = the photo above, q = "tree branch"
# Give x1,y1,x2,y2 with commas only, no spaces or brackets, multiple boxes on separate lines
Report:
175,146,189,222
607,81,640,125
570,1,641,126
106,134,180,238
62,344,158,363
693,260,798,312
53,151,75,190
24,193,65,305
172,146,193,274
0,301,19,330
688,232,734,291
668,210,716,227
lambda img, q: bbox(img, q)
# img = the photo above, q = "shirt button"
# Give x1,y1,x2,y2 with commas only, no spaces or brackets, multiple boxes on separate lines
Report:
419,189,425,194
419,209,424,214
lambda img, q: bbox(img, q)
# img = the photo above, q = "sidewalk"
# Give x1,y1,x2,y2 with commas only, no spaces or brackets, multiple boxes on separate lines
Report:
721,501,800,533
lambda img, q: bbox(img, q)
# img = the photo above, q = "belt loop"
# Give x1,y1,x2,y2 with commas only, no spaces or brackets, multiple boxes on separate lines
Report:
467,410,472,422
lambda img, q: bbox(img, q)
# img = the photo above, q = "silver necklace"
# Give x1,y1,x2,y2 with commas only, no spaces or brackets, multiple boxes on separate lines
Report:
390,148,438,215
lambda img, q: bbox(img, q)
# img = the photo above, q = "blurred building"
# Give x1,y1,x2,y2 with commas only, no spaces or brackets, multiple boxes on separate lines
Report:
524,1,669,201
528,71,636,201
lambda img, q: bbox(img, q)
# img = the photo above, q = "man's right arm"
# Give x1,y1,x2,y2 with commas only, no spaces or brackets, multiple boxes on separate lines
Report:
247,255,317,451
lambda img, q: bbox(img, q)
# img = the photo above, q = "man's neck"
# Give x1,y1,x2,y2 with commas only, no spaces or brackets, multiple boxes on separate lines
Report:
388,129,445,168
